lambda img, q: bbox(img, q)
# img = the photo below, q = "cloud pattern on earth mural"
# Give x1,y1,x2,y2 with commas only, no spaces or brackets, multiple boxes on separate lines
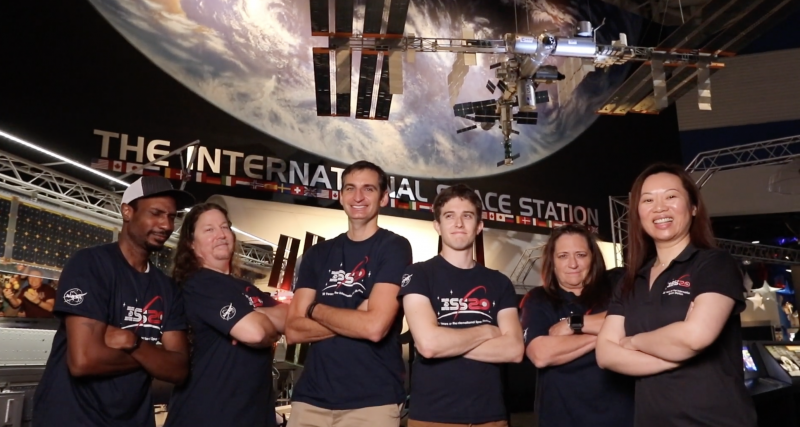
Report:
88,0,641,178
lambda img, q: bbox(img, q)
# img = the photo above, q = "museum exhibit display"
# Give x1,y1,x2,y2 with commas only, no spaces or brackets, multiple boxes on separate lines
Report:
1,0,799,425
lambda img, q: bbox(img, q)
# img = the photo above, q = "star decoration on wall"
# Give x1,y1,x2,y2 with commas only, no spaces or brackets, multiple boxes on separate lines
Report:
747,293,766,311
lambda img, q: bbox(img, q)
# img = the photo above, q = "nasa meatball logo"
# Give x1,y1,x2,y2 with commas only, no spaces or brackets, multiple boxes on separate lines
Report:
63,288,88,306
401,274,413,288
220,303,237,321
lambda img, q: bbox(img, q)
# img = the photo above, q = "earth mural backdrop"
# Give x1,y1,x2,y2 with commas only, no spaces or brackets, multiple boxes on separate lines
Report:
87,0,643,179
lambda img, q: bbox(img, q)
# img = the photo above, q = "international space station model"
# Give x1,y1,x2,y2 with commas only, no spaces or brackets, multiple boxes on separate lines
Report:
308,0,797,167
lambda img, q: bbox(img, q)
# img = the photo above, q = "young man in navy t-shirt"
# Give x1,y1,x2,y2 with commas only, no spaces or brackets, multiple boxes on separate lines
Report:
285,161,413,427
399,184,524,427
32,176,195,427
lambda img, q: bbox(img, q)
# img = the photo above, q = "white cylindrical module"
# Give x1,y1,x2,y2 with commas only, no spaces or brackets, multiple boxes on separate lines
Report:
552,37,597,58
618,33,628,46
505,33,539,55
577,21,593,37
517,78,536,112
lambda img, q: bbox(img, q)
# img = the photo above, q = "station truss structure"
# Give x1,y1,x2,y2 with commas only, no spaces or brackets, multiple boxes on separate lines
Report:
0,148,273,269
343,35,722,69
610,134,800,267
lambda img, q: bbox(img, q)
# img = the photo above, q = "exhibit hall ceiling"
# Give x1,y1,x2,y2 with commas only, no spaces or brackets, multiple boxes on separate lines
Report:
87,0,644,178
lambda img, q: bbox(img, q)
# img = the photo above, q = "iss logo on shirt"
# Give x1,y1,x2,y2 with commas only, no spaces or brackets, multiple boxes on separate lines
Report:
437,286,494,326
123,296,164,331
322,256,370,298
243,287,264,307
663,274,691,296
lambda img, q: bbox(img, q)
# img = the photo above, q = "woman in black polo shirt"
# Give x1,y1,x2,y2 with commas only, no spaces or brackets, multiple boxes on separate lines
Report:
596,163,757,427
165,203,288,427
520,224,633,427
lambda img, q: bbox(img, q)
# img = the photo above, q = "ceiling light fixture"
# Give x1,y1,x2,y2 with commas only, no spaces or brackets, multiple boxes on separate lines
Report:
0,129,130,187
752,241,760,244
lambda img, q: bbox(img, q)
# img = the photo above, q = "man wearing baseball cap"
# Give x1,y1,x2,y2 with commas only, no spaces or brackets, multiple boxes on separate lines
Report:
33,176,195,427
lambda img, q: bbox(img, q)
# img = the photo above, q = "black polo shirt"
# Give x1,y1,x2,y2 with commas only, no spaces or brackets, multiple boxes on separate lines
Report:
607,244,757,427
520,287,633,427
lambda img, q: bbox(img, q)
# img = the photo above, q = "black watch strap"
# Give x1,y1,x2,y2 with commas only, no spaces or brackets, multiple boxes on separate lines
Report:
306,301,319,319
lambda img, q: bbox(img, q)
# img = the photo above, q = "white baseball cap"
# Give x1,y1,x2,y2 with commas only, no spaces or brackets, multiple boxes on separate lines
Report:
121,176,195,210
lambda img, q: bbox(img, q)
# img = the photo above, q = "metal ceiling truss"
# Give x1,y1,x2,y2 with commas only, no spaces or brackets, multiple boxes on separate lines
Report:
610,135,800,267
0,148,272,268
686,134,800,188
609,196,631,268
717,239,800,266
239,244,274,269
0,148,122,225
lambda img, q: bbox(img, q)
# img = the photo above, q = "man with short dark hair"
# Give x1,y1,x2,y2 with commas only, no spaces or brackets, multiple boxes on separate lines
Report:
285,160,413,427
33,176,195,427
400,184,524,427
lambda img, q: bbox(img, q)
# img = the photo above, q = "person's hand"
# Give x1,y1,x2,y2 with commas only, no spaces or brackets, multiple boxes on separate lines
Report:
619,336,637,351
357,299,369,311
105,325,137,350
2,288,13,299
549,319,573,336
22,289,41,304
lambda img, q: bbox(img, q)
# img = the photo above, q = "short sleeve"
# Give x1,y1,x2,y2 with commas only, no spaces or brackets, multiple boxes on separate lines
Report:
373,234,413,286
692,250,746,314
496,274,518,312
397,263,429,298
294,244,320,291
607,279,626,317
519,289,558,347
162,287,187,332
54,248,112,323
184,273,256,336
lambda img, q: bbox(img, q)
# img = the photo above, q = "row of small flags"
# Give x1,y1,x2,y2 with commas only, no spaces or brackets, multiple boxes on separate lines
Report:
90,158,595,231
90,158,340,200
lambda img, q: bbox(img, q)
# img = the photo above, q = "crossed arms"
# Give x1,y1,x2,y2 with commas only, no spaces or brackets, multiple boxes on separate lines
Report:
285,283,399,344
65,316,189,384
403,294,524,363
596,293,735,376
526,312,607,368
66,301,289,382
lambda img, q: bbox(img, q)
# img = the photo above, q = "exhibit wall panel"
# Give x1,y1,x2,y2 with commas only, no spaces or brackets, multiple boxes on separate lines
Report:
207,195,442,263
207,195,591,288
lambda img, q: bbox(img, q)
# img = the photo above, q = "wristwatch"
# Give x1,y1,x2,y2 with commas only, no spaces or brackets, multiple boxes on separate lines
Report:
569,314,584,334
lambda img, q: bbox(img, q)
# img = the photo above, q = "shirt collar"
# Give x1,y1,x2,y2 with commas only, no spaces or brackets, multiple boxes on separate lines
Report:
636,243,699,277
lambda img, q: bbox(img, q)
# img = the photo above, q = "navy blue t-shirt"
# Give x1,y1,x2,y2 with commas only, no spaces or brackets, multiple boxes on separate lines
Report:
165,268,281,427
399,255,518,424
291,228,412,410
33,243,186,427
520,287,634,427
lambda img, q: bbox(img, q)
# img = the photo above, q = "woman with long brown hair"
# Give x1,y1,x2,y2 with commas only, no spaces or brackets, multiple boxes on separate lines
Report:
165,203,288,427
520,224,633,427
596,164,756,427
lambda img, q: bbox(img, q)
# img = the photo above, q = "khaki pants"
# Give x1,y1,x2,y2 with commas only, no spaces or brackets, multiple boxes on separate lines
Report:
287,401,401,427
408,421,508,427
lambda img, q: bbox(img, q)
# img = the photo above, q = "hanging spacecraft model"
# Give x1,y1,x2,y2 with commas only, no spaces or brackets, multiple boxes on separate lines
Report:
307,0,798,167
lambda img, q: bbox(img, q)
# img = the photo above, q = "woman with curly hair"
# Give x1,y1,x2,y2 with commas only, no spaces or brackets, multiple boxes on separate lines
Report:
165,203,288,427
